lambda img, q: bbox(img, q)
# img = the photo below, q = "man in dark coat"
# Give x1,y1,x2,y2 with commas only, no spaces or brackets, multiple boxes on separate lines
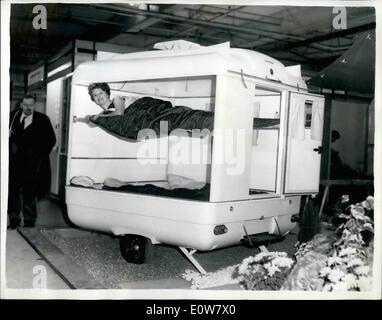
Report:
8,94,56,228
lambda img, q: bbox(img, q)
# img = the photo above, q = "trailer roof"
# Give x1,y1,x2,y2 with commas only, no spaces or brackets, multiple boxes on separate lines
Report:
72,42,307,89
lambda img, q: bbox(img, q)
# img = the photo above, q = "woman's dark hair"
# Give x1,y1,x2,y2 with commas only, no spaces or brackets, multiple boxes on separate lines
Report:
88,83,111,101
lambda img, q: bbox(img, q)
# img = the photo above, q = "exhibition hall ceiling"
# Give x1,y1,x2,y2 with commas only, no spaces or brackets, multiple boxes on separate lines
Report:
10,3,376,77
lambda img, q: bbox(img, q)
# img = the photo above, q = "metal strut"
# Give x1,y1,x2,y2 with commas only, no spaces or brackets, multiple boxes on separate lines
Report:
179,247,207,274
259,245,269,253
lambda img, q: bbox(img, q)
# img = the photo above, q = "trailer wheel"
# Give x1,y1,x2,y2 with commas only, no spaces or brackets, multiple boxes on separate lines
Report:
120,235,152,264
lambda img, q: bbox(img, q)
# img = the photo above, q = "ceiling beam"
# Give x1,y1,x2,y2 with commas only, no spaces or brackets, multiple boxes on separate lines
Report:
183,7,281,26
93,4,304,43
71,11,127,43
10,15,125,27
271,22,376,51
143,5,246,48
124,4,184,33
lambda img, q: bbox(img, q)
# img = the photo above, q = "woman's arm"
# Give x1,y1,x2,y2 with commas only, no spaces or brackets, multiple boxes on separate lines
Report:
76,115,98,127
91,96,125,118
78,95,138,126
113,96,125,115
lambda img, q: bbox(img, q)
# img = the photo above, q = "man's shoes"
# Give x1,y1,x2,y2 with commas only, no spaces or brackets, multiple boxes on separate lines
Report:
7,222,20,229
24,221,35,228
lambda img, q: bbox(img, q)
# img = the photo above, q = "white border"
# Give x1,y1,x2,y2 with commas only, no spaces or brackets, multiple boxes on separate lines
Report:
1,0,381,300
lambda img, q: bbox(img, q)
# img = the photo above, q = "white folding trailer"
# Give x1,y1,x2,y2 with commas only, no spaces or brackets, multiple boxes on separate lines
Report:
65,42,325,273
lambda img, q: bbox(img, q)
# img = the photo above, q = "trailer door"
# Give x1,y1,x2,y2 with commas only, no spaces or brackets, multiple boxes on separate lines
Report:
284,92,325,194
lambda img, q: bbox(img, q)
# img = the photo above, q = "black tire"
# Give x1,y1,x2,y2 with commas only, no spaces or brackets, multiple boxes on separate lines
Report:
120,234,153,264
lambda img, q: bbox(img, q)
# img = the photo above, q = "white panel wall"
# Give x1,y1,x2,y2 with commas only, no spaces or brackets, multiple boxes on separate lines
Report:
168,133,212,183
250,130,279,191
250,94,280,191
96,51,123,61
70,85,168,159
68,78,216,184
69,159,167,182
67,85,168,183
117,77,214,100
210,74,255,201
46,78,64,195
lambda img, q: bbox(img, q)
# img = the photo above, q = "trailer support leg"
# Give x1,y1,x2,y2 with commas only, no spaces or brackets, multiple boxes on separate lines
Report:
259,245,269,253
179,247,207,274
319,185,329,219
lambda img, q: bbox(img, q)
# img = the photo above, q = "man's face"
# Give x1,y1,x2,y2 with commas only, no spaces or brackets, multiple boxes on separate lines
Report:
21,98,36,116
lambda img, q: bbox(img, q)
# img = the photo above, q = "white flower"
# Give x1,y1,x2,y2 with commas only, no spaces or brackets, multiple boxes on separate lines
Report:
328,268,346,283
342,273,358,290
341,195,350,203
346,233,361,243
361,200,371,210
341,229,351,239
181,269,208,285
328,256,342,266
272,256,294,269
185,265,240,289
263,263,280,277
238,263,252,275
322,283,333,291
366,196,374,209
237,256,256,274
237,262,249,275
273,252,288,258
351,206,367,221
320,266,332,277
363,222,374,232
346,258,364,268
242,256,256,265
263,262,271,269
339,247,357,257
253,252,270,262
354,265,370,276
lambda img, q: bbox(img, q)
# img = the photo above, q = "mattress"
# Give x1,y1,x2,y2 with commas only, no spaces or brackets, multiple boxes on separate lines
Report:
70,175,210,201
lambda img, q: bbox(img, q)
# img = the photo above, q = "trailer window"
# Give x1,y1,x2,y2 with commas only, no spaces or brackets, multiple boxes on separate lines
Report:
305,101,313,128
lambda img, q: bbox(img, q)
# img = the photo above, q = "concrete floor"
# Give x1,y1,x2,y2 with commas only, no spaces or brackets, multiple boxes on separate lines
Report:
5,197,300,291
5,198,70,289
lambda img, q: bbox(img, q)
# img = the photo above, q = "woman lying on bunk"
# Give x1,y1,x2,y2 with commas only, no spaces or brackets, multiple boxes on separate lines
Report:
79,84,214,140
77,83,128,124
78,82,279,141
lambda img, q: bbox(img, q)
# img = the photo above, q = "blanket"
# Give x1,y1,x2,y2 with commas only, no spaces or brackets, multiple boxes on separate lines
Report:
90,97,214,140
90,97,280,140
70,174,209,200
